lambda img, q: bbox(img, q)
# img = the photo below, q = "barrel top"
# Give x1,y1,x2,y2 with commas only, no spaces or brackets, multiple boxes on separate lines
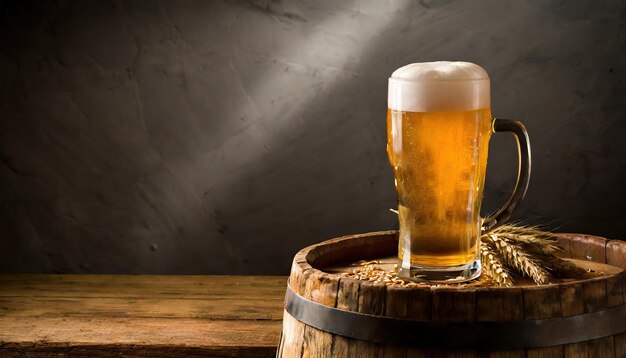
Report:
290,231,624,293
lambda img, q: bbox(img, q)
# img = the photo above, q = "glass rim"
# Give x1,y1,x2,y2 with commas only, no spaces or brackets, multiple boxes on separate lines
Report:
388,77,489,83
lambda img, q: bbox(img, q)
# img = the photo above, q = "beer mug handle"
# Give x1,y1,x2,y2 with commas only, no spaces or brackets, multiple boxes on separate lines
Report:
482,119,531,232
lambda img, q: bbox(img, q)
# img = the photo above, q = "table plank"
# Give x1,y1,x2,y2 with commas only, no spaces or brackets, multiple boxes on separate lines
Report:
0,274,287,298
0,275,287,357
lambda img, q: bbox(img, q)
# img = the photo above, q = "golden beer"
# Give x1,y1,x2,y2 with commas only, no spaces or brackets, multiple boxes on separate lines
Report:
387,61,531,282
387,108,492,267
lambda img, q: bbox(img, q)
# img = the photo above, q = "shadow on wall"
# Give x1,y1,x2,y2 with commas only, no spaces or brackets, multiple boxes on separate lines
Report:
0,0,625,274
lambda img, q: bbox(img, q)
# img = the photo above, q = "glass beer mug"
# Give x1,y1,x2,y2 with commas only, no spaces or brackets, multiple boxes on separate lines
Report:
387,62,531,282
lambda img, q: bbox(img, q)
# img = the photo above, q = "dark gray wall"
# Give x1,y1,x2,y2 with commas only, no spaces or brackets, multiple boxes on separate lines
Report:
1,0,625,274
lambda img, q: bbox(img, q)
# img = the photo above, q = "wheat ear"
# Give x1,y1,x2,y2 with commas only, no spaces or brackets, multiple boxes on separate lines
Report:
480,241,514,286
490,224,561,255
486,234,551,284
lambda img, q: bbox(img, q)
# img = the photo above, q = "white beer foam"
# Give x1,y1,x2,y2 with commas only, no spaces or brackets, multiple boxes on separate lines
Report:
388,62,490,112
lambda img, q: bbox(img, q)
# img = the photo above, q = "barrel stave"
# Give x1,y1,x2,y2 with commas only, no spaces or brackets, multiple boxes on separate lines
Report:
611,265,626,357
404,286,432,357
280,255,310,358
329,278,360,356
525,285,563,357
301,270,339,358
582,278,614,356
352,282,385,356
564,234,607,262
476,288,524,357
382,285,410,357
430,288,478,357
607,240,626,269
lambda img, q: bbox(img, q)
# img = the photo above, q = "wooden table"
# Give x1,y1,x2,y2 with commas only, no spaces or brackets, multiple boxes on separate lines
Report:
0,275,286,357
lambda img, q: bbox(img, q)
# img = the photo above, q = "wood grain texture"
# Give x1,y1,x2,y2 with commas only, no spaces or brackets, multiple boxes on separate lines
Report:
281,310,305,358
560,281,588,357
354,282,386,357
563,233,607,262
382,285,409,358
331,278,361,357
0,274,285,357
607,240,626,269
404,286,432,357
431,288,478,358
476,288,524,357
583,277,614,357
280,254,310,358
524,285,563,357
610,271,626,357
301,270,340,358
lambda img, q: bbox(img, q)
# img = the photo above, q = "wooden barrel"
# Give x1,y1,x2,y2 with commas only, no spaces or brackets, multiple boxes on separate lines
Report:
278,231,626,357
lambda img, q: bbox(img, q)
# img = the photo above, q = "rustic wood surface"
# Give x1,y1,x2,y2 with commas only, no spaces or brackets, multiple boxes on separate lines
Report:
0,274,286,357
